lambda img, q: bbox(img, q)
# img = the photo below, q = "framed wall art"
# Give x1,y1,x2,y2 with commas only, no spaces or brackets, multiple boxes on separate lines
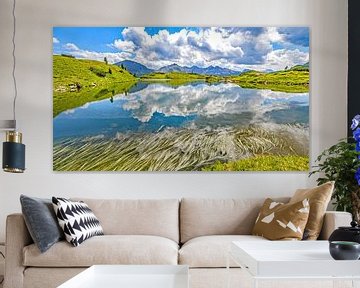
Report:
53,27,309,171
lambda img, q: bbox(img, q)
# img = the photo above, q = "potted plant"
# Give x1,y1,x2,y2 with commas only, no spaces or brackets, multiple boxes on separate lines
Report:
310,115,360,222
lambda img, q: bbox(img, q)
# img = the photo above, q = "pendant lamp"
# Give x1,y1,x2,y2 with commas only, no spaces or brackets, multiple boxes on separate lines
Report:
1,0,26,173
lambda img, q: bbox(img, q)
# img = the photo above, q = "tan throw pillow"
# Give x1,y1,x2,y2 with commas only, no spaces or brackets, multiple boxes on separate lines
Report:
289,181,334,240
252,198,310,240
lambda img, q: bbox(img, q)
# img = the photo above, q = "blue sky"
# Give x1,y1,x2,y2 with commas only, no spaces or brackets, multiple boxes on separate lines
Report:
53,27,309,71
53,27,202,53
54,27,121,53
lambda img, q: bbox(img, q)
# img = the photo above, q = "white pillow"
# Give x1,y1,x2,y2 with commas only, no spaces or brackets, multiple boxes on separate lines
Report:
52,197,103,246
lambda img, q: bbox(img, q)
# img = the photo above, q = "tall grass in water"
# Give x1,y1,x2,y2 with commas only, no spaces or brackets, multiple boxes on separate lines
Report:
53,124,309,171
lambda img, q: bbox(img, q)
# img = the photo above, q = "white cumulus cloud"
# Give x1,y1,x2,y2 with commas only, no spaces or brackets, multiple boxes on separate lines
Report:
109,27,308,71
64,43,80,51
264,49,309,71
63,42,128,63
57,27,309,70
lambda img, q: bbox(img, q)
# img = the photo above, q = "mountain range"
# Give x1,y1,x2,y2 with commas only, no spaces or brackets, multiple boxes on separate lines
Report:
115,60,154,76
115,60,309,77
158,63,240,76
116,60,241,76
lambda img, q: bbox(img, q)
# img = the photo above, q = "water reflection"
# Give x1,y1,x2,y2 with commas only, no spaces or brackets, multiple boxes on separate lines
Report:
54,82,309,139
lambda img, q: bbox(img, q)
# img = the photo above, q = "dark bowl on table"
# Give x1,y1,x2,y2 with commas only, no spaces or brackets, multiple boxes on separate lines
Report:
329,241,360,260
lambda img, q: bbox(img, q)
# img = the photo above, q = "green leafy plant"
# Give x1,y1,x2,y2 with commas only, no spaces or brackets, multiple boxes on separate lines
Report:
310,115,360,222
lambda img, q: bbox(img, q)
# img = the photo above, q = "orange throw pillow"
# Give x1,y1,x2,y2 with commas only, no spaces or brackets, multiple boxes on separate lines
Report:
289,181,334,240
252,198,310,240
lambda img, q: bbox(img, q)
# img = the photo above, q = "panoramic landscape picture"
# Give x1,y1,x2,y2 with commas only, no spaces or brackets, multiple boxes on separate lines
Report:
53,26,310,171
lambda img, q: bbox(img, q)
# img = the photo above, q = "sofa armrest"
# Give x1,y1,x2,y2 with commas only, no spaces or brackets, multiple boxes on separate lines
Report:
4,213,33,288
318,211,352,240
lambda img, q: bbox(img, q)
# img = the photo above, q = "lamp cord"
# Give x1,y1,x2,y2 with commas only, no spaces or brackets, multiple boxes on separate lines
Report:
11,0,18,129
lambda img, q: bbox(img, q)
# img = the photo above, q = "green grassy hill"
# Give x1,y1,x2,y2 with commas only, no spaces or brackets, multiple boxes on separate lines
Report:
53,55,137,117
229,69,309,93
289,62,309,71
53,55,136,91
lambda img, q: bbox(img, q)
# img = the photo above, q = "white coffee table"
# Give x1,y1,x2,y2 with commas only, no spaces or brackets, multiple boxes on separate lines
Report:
228,241,360,288
58,265,189,288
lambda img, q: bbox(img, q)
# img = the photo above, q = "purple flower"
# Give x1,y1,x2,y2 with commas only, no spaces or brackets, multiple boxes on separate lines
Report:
356,168,360,186
351,115,360,186
354,128,360,142
352,115,360,130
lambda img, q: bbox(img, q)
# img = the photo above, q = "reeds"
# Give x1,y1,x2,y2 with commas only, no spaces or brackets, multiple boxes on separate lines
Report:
53,124,309,171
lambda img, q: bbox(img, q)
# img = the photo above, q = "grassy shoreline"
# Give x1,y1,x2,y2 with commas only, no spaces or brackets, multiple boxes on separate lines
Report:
140,72,221,86
202,155,309,171
53,56,309,116
228,70,309,93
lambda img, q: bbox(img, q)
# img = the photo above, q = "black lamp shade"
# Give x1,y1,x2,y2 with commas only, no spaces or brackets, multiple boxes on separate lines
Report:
2,141,25,173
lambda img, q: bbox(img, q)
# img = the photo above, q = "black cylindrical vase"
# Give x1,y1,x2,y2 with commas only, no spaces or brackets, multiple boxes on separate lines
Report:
2,131,25,173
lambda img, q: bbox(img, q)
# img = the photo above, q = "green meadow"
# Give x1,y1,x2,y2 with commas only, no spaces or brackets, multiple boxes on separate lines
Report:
228,69,309,93
53,55,136,117
202,155,309,171
140,72,221,86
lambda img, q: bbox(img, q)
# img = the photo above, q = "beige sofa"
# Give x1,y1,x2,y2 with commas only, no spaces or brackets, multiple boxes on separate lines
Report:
4,198,352,288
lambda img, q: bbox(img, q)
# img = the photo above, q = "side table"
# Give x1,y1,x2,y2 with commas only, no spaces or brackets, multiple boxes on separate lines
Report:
58,265,189,288
227,240,360,288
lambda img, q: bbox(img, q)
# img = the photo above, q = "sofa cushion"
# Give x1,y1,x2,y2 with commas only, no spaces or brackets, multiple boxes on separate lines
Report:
52,197,104,247
24,268,86,288
20,195,64,253
23,235,178,267
72,198,179,243
252,198,310,240
180,198,289,243
290,181,334,240
179,235,267,268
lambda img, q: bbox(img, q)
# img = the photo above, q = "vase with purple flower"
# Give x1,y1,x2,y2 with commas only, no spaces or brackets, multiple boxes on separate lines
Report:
310,115,360,223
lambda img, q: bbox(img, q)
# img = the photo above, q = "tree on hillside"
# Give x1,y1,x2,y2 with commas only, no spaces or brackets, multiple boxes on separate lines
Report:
104,57,108,65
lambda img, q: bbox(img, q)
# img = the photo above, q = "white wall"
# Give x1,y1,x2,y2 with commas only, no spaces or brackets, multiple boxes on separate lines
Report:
0,0,348,242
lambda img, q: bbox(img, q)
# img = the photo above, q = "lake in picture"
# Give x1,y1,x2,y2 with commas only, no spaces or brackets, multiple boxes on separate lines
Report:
53,27,310,171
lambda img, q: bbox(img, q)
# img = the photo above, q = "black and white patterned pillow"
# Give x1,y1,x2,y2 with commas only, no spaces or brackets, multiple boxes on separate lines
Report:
52,197,104,247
